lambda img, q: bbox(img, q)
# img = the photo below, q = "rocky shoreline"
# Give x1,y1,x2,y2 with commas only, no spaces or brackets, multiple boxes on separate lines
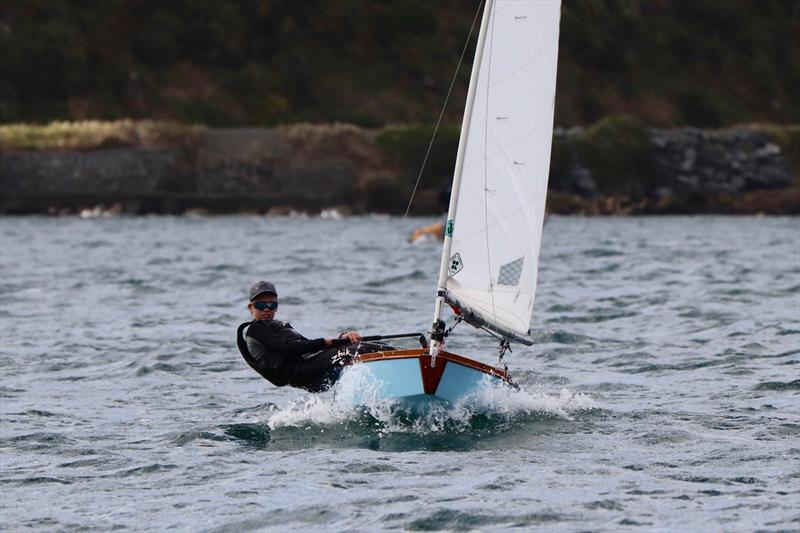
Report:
1,123,797,215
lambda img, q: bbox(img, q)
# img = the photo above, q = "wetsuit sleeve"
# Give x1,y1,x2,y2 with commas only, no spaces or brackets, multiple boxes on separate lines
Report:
247,322,327,357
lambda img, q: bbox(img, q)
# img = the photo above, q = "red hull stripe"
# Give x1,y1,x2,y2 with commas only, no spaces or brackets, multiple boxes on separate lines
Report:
418,356,447,394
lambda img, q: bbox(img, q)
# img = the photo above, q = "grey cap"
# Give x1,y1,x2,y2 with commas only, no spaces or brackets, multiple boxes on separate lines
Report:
249,281,277,300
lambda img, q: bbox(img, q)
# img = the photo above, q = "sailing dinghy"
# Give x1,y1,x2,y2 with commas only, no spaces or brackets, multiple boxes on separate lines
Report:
344,0,562,405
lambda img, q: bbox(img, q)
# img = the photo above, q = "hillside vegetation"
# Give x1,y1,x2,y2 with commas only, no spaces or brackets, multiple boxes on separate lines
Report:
1,0,798,128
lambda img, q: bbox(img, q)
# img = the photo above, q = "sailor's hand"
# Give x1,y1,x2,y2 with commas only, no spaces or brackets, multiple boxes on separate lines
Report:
338,331,362,343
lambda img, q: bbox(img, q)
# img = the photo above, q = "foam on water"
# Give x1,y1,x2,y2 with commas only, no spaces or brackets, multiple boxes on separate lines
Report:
267,364,598,434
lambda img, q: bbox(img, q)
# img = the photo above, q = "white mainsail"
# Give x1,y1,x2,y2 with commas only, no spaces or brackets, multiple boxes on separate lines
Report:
432,0,561,351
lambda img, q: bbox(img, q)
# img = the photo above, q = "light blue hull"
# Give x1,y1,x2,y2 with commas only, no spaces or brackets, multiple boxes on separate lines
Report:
341,350,514,406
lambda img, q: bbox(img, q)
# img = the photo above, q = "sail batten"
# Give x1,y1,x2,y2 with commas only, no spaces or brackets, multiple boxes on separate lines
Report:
438,0,562,342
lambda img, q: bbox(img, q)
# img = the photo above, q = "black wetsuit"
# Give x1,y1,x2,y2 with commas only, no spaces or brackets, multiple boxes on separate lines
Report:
237,320,392,393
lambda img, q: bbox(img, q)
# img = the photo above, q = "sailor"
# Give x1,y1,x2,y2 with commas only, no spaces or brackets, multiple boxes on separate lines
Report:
239,281,363,392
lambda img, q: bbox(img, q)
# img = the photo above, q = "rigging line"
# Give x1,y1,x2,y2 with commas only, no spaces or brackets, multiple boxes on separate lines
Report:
357,0,485,342
399,0,485,219
483,0,499,331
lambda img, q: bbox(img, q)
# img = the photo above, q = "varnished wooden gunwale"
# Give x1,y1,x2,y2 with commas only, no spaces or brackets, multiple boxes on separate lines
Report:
354,348,512,382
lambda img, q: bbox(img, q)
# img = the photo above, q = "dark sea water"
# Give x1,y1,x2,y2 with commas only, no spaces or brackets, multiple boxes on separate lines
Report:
1,214,798,532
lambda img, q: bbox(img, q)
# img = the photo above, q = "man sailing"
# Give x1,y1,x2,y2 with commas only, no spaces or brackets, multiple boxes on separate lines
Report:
237,281,390,392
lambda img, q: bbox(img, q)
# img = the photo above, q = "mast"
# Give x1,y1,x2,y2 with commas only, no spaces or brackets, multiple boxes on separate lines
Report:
429,0,494,361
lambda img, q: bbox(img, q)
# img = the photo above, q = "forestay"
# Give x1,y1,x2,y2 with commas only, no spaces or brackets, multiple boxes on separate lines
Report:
444,0,561,340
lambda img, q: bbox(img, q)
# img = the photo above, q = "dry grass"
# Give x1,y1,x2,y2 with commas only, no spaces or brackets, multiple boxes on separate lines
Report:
281,122,382,162
282,122,373,144
0,120,205,151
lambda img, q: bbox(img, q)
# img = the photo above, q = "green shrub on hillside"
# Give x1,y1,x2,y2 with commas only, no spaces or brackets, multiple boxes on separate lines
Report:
176,98,235,127
2,1,796,127
575,116,654,196
548,133,576,187
676,90,726,128
376,125,460,190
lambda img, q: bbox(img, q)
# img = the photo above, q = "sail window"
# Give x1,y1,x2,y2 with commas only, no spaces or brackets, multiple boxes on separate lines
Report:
497,257,524,286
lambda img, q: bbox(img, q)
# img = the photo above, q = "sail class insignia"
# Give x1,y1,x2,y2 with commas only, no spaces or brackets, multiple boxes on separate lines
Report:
448,253,464,276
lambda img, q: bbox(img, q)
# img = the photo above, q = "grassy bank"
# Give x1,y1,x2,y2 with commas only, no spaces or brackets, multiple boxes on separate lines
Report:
3,119,798,207
0,120,204,151
4,120,798,180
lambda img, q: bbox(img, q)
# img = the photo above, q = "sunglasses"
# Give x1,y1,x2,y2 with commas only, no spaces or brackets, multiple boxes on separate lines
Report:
252,301,278,311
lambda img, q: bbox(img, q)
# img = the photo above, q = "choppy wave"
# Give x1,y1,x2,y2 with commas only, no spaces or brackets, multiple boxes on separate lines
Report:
2,215,798,531
266,367,597,438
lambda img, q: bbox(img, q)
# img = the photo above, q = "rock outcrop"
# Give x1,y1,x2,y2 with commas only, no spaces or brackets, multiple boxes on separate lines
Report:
548,124,797,214
649,127,791,194
1,124,796,215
